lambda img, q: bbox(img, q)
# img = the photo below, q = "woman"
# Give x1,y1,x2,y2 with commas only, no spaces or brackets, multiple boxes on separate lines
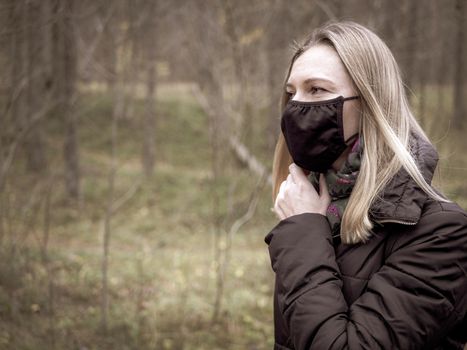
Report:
265,21,467,350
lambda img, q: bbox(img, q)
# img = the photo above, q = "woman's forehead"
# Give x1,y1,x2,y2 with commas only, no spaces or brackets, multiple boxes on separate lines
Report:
287,45,349,87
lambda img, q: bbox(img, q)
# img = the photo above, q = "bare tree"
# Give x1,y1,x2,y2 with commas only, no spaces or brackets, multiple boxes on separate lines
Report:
453,0,466,129
24,0,48,172
141,0,159,177
51,0,80,199
405,0,420,95
41,173,58,349
5,0,47,173
98,3,143,333
264,0,293,153
100,7,120,333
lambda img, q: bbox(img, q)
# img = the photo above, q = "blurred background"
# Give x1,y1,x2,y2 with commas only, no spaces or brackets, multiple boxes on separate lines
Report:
0,0,466,349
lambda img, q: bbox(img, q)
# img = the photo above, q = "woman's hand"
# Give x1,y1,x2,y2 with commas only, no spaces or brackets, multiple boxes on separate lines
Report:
273,163,331,220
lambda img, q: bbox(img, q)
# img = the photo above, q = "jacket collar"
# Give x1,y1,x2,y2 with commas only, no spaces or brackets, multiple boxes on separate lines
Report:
370,132,439,226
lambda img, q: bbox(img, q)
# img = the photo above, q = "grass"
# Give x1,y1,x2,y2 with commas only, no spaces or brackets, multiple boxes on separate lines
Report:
0,83,277,349
0,82,465,349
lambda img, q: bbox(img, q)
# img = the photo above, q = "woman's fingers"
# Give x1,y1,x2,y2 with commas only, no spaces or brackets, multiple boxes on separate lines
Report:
274,204,286,220
276,200,289,220
289,163,306,184
275,170,331,220
274,180,287,219
274,195,286,220
319,173,331,202
279,179,287,194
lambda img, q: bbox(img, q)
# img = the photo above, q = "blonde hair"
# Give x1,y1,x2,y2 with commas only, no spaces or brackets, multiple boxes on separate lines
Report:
272,21,447,244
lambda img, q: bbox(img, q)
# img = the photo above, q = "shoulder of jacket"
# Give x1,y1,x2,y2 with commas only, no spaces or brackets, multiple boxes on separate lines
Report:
421,197,467,222
387,198,467,251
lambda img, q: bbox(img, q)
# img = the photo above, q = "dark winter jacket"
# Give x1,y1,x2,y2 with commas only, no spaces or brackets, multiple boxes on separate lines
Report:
264,134,467,350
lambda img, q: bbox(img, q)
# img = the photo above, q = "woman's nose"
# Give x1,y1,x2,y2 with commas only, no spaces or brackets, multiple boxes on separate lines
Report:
291,91,308,102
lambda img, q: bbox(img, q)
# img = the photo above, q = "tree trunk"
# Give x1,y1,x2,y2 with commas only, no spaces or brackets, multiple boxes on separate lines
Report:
8,0,26,165
223,0,251,146
63,1,80,199
405,0,419,93
52,0,80,199
100,8,119,334
453,0,466,129
265,0,292,154
142,1,158,177
187,1,227,324
24,0,47,172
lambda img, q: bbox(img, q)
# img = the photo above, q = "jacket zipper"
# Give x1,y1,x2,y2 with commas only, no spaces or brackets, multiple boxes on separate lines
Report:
375,219,417,225
331,219,417,243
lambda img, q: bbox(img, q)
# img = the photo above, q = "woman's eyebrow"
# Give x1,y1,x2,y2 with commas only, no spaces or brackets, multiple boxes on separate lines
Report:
286,77,336,88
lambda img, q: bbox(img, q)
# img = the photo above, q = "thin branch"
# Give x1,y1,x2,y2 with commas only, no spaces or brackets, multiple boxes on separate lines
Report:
228,171,267,239
110,178,143,214
190,85,272,186
213,172,267,322
0,95,59,190
228,137,272,187
78,2,116,73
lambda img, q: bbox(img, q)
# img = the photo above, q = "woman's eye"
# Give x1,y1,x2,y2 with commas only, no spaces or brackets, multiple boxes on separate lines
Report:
310,87,326,94
286,91,295,97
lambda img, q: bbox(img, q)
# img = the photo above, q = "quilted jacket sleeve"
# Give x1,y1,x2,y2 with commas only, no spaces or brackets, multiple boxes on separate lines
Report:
264,211,467,350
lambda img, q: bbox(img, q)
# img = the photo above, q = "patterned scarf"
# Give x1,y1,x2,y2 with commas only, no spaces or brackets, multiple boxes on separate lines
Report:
308,137,363,237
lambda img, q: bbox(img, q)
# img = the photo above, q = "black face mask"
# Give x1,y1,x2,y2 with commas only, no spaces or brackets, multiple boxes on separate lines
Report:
281,95,359,173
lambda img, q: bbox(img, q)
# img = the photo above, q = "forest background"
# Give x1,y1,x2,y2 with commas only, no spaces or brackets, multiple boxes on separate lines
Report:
0,0,466,349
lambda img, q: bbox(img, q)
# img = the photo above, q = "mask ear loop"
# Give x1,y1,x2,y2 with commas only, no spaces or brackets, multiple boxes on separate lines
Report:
344,133,359,145
343,95,360,102
343,95,361,144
